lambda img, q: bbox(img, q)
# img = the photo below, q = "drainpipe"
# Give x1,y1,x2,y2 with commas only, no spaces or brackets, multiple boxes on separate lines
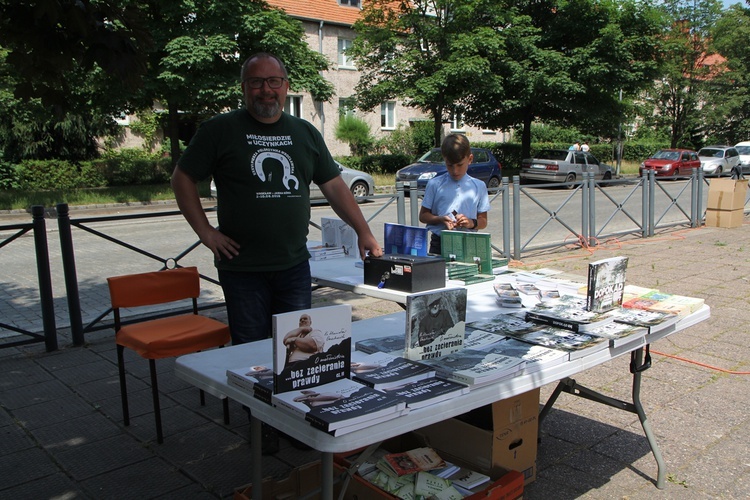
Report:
318,20,325,138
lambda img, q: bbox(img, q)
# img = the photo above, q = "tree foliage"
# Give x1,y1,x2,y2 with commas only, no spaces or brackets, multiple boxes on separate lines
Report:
637,0,723,149
704,3,750,143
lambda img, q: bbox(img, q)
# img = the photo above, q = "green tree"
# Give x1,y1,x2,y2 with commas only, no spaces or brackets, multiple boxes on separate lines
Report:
638,0,723,148
350,0,502,147
704,4,750,143
127,2,335,164
464,0,663,159
335,115,374,156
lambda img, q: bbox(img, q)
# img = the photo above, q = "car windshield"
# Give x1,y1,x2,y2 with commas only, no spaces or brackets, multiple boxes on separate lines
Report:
535,150,568,161
653,151,680,160
418,149,445,163
699,148,724,158
736,146,750,155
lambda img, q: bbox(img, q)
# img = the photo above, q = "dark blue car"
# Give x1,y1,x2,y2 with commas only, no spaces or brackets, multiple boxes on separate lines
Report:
395,147,503,191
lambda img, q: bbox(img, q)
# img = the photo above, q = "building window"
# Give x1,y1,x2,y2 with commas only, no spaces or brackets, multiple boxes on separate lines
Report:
285,96,302,118
339,98,356,117
381,101,396,129
339,0,360,7
450,109,464,131
338,39,355,68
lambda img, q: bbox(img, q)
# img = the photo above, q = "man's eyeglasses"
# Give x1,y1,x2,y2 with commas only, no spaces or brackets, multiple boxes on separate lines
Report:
243,77,287,89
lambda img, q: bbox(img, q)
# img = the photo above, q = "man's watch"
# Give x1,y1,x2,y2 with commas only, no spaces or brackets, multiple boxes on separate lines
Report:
471,218,478,229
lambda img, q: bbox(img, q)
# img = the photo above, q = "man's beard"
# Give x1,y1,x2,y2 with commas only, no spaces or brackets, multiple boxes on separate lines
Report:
251,99,281,119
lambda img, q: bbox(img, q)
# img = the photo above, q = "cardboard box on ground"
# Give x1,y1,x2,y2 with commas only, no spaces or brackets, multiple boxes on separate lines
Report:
706,179,748,228
412,388,540,486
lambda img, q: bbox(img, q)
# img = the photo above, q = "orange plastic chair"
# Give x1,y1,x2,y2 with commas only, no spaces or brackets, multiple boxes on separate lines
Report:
107,266,231,443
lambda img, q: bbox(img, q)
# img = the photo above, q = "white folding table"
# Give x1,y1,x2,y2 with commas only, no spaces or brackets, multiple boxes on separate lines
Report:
175,284,710,499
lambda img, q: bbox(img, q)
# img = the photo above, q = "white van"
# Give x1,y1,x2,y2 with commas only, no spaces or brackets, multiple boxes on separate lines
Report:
735,141,750,175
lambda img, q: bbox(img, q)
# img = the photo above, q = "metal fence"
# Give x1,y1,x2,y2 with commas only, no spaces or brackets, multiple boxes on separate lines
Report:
2,169,746,351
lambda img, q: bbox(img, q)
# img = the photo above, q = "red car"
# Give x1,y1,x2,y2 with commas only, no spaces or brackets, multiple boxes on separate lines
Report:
639,149,700,177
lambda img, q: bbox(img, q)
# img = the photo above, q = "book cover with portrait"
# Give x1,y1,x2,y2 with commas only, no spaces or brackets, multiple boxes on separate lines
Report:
272,304,352,394
405,287,467,362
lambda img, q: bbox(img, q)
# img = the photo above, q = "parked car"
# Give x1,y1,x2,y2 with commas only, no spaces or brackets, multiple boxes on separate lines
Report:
394,147,502,191
520,149,613,188
697,145,740,177
209,160,374,203
734,141,750,176
639,149,700,178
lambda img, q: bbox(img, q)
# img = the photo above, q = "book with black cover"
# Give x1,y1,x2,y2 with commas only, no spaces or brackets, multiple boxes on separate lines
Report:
525,295,615,333
419,348,526,388
271,378,406,436
405,287,467,361
350,350,435,390
272,304,352,394
381,377,470,409
586,256,629,312
468,311,543,337
355,334,406,355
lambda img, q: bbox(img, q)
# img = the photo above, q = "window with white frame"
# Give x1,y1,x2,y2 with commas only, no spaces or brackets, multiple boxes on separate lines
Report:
339,0,360,7
381,101,396,129
338,39,355,68
450,109,464,131
339,98,356,117
285,96,302,118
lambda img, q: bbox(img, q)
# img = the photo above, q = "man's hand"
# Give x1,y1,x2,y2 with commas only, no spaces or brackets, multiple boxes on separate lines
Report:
198,227,240,261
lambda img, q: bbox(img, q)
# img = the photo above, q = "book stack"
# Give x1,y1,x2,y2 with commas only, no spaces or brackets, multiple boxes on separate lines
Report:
355,334,406,355
226,366,274,404
524,295,616,333
440,230,496,284
308,243,348,261
350,350,436,390
419,348,526,388
380,377,470,409
272,378,408,436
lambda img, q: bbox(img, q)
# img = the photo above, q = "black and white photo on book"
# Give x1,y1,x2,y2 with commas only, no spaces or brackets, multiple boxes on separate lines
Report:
419,348,526,388
380,377,469,409
525,295,615,333
272,304,352,394
225,365,275,403
355,334,406,355
503,324,609,360
478,336,569,373
405,288,467,361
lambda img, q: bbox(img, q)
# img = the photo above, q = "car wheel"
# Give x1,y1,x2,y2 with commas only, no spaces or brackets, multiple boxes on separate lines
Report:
350,181,369,201
716,166,723,177
565,173,576,189
487,177,500,189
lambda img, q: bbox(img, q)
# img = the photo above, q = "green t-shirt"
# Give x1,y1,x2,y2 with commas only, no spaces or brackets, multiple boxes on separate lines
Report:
178,109,340,271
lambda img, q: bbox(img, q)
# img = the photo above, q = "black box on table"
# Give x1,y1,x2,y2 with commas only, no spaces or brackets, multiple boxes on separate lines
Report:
364,254,446,293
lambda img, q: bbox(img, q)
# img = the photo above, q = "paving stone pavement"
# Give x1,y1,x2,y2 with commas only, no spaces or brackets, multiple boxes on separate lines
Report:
1,209,749,499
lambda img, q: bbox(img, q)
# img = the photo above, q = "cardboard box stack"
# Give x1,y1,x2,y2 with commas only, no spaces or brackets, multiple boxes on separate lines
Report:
413,388,540,486
706,179,748,228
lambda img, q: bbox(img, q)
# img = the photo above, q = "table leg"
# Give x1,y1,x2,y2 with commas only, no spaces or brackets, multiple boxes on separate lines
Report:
538,347,666,489
321,452,333,500
631,348,666,489
251,417,262,500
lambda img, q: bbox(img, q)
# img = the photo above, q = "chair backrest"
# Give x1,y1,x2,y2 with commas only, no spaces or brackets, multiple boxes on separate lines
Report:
107,267,201,309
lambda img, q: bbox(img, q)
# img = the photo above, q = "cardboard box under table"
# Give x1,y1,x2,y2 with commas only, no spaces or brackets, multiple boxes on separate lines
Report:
413,388,540,486
334,434,525,500
363,254,445,293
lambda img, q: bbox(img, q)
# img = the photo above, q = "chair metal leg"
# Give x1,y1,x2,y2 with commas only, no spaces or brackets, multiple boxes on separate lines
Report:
116,345,130,426
149,359,164,444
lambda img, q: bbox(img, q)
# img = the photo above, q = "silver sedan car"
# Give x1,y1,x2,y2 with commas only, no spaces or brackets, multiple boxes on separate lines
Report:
210,160,374,203
698,145,741,177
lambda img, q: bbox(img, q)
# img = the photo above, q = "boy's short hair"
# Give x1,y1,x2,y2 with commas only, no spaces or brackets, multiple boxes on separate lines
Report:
441,134,471,165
